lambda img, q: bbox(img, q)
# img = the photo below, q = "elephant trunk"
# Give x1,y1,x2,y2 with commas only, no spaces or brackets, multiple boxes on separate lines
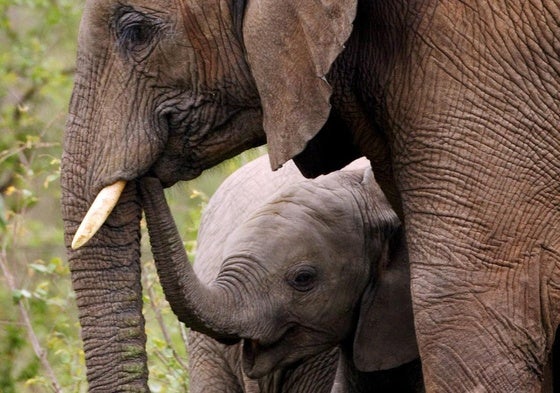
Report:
139,177,244,341
61,168,148,391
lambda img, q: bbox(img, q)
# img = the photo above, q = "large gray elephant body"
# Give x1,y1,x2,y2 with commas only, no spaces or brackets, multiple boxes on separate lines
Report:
63,0,560,391
186,155,421,392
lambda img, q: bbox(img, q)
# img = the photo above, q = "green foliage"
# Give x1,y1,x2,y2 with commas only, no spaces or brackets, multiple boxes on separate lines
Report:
0,0,79,190
0,0,267,391
0,1,84,392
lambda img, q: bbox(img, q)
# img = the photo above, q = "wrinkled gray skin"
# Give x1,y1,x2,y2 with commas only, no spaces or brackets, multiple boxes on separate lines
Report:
189,156,338,393
62,0,560,391
183,156,421,393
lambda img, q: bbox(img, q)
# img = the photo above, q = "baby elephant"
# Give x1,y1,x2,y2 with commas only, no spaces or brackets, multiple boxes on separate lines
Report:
186,155,423,393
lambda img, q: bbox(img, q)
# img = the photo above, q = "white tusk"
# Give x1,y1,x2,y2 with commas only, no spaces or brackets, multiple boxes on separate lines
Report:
71,180,127,250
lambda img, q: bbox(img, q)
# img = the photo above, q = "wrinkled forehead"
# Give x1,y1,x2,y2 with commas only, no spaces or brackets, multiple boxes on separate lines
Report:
80,0,237,53
84,0,179,11
82,0,232,19
221,184,365,260
80,0,177,43
256,182,360,231
81,0,187,29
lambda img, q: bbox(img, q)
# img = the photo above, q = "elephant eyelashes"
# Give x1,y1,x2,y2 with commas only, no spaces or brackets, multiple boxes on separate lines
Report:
113,7,162,56
287,266,317,292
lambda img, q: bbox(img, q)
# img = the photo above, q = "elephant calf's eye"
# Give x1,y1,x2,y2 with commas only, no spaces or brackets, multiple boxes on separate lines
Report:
287,266,317,292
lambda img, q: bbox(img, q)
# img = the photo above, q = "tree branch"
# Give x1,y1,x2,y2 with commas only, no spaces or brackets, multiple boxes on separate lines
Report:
0,249,62,393
141,261,190,372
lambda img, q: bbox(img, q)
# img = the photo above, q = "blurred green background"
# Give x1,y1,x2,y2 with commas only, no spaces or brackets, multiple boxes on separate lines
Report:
0,1,265,391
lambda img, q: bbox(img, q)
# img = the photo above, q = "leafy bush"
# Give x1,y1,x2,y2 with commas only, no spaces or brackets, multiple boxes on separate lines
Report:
0,1,266,391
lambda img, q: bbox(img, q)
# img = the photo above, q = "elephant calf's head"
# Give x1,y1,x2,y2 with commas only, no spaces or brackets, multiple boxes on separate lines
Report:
211,165,416,378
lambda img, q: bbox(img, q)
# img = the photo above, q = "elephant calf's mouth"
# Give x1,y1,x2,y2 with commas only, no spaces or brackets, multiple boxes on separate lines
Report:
242,338,284,378
241,326,303,378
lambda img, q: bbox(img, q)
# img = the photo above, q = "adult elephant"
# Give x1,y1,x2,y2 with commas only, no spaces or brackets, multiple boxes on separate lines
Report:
62,0,560,392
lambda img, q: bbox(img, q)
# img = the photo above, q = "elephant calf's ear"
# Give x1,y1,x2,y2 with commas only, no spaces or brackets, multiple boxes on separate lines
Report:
243,0,357,170
353,229,419,371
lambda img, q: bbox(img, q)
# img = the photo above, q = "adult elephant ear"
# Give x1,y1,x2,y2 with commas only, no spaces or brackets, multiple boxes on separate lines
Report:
243,0,357,169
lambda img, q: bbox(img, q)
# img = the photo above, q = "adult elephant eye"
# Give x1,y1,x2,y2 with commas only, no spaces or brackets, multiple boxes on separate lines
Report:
287,266,317,292
122,23,152,47
114,7,161,55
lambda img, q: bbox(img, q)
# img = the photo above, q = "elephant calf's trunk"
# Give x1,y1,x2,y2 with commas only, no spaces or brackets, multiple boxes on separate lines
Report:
139,177,241,342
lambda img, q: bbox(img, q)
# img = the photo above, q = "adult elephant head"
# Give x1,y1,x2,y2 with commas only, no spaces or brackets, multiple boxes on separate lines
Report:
62,2,357,390
63,0,560,391
61,1,264,390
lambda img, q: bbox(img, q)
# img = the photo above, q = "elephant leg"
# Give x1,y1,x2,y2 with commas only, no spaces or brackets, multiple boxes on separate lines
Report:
386,129,560,391
277,348,339,393
251,348,338,393
388,89,560,390
187,331,244,393
404,213,560,392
